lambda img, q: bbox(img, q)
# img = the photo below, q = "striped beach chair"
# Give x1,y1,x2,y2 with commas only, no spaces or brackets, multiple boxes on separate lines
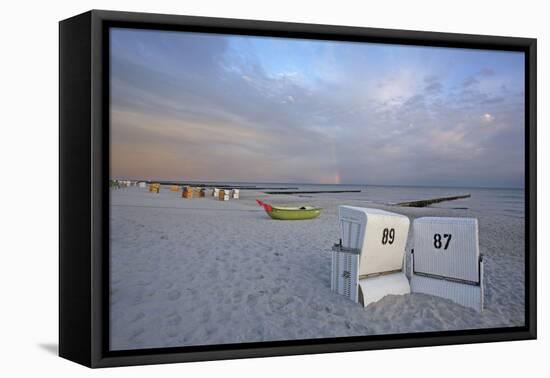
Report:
410,217,484,312
331,206,411,307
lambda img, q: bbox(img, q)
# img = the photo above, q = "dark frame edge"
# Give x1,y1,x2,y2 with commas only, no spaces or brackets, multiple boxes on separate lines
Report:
526,38,537,340
89,9,535,50
90,10,108,369
59,11,94,367
94,329,535,368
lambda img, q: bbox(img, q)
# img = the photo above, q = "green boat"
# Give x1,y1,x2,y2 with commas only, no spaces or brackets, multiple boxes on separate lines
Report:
256,199,322,220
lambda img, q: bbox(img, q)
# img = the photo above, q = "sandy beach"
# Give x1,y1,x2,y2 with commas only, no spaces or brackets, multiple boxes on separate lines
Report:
109,186,525,350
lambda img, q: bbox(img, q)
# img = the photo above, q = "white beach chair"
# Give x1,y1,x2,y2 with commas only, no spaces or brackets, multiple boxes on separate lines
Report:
331,206,411,307
410,217,484,312
232,189,240,199
213,188,219,197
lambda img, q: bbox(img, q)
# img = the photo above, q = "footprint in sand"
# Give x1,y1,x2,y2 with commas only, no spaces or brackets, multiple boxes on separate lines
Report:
166,314,182,326
332,308,345,316
129,327,145,340
163,281,174,289
205,325,218,336
132,294,144,305
164,328,179,338
202,308,212,322
309,302,323,312
131,312,145,323
166,308,178,316
167,290,181,301
270,295,294,311
246,293,260,306
233,290,244,302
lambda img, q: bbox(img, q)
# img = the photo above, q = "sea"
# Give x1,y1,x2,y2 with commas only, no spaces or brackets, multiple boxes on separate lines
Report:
166,181,525,219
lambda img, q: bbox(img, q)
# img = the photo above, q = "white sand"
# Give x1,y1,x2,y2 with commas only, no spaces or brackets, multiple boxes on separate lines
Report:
109,187,525,350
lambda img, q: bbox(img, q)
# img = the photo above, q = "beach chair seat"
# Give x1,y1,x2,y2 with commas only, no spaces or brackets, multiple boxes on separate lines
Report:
410,217,484,312
331,206,410,307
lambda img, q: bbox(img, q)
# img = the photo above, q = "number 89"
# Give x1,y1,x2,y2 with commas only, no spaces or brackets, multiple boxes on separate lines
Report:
381,228,395,245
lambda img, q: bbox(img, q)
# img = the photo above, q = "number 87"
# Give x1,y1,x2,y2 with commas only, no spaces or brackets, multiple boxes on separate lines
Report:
433,233,452,249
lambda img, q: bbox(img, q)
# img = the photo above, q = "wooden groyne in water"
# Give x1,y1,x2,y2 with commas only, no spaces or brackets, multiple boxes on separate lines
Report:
396,194,471,208
264,190,362,195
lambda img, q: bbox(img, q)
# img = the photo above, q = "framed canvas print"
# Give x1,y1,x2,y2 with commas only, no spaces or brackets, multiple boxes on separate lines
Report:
59,10,537,368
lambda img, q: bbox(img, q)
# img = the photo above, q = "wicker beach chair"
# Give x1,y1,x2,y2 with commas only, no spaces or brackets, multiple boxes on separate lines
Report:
331,206,411,307
410,217,484,312
218,189,229,201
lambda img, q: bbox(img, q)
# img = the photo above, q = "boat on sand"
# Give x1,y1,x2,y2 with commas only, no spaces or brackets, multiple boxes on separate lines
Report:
256,199,322,220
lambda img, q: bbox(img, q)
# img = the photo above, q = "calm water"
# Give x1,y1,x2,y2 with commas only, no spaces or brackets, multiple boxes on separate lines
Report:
167,180,525,219
289,184,525,219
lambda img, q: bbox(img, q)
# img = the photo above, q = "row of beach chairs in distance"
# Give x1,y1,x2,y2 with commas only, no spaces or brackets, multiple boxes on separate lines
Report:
110,179,135,188
147,183,240,200
211,188,240,201
331,206,484,312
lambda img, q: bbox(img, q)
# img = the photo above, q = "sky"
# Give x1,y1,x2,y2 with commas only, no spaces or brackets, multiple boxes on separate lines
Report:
110,28,525,188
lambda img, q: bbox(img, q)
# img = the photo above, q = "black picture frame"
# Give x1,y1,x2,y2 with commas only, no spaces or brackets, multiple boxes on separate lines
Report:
59,9,537,368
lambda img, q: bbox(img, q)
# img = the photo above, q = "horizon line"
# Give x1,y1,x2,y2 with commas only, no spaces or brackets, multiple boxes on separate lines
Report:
110,177,525,191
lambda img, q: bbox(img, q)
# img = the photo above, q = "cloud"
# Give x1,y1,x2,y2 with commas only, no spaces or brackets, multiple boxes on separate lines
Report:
461,67,498,90
463,76,479,88
110,29,525,188
480,67,495,76
482,113,495,122
373,70,419,106
425,81,443,93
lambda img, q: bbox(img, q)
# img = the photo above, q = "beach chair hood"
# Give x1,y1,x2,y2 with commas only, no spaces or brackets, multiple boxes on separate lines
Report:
339,206,410,277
